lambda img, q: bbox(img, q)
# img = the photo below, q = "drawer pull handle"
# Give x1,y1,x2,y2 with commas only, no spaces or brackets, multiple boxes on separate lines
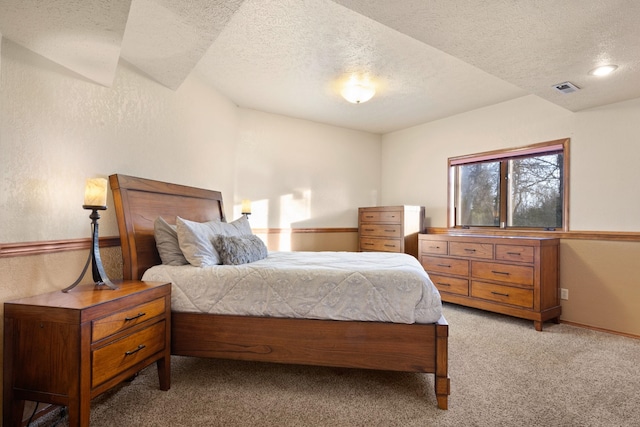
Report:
365,215,374,219
437,282,451,287
491,270,510,276
429,246,440,249
125,312,146,321
491,291,510,297
506,252,521,256
385,229,396,232
125,344,146,356
464,248,476,252
364,243,374,246
437,264,451,268
384,244,396,248
364,228,374,231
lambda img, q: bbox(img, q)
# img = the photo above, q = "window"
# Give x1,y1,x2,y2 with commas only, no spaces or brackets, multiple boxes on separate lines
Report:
448,139,569,231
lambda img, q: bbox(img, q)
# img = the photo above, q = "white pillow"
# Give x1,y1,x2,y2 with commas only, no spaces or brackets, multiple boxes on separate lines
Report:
176,216,226,267
176,216,253,267
222,215,252,237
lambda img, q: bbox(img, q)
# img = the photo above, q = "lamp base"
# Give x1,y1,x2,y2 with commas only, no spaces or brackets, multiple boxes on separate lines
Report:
62,246,118,292
62,207,118,293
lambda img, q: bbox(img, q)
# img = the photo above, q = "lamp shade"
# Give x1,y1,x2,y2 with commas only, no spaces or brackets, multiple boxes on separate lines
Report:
84,178,108,207
241,199,252,215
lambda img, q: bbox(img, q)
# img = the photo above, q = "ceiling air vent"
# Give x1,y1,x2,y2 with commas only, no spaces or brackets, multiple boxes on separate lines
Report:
552,81,580,94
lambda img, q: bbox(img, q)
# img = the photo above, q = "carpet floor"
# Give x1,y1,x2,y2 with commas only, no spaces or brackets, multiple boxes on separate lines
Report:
37,303,640,426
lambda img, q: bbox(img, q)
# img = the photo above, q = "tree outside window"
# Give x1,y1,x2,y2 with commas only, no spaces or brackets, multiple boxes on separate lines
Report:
449,139,569,231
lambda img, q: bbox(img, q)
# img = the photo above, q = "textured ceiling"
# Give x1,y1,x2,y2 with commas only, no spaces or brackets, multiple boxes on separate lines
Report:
1,0,639,134
0,0,131,87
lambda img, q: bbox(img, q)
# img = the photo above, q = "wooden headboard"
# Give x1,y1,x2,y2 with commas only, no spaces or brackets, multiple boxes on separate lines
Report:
109,174,226,280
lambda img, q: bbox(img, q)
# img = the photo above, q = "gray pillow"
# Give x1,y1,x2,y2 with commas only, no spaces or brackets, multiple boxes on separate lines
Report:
154,217,188,266
213,234,268,265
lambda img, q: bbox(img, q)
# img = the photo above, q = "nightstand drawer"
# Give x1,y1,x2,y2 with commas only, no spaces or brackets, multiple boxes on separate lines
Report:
359,210,402,223
92,297,166,342
359,223,402,238
359,237,402,252
472,261,534,286
430,274,469,296
92,320,166,387
421,256,469,276
471,281,533,308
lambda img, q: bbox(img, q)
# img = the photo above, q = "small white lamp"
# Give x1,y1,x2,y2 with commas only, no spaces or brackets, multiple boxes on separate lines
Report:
241,199,252,217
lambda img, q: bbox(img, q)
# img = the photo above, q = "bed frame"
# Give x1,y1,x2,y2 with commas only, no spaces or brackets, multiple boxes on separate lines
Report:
109,173,450,409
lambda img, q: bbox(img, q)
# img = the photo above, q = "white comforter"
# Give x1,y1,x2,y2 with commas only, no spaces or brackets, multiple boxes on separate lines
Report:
142,251,442,324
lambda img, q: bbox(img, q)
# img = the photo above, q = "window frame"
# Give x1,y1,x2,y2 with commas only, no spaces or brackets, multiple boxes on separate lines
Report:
447,138,570,232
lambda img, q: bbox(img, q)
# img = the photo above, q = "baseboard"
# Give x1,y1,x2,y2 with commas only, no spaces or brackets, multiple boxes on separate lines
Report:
560,319,639,340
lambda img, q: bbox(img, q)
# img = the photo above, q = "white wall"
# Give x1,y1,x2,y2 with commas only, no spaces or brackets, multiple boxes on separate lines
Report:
234,109,381,229
381,94,640,232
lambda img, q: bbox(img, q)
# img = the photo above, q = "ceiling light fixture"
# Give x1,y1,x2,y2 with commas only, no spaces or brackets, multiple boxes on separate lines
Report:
589,64,618,77
341,76,375,104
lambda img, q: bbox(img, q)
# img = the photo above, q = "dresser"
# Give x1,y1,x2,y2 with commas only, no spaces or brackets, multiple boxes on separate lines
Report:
3,281,171,427
358,206,425,258
418,234,561,331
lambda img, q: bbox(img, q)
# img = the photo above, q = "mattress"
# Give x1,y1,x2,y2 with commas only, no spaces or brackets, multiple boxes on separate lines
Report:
141,251,442,324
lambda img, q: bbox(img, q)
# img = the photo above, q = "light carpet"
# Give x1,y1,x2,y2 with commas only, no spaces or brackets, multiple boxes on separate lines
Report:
39,304,640,426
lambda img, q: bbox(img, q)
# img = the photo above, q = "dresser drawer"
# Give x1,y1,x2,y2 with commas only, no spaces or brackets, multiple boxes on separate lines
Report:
359,210,402,223
450,242,493,259
421,256,469,276
360,237,402,252
471,281,533,308
420,239,448,255
472,261,534,286
495,244,534,264
359,223,402,238
429,274,469,296
92,297,166,342
92,320,166,387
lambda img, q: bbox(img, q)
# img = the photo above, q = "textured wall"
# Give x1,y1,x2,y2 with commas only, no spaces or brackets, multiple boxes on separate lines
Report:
0,38,239,243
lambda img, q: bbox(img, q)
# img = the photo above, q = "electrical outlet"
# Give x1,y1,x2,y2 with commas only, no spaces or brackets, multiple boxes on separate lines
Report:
560,288,569,300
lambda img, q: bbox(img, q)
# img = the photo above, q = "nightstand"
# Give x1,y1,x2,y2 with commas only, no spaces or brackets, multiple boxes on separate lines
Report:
3,281,171,427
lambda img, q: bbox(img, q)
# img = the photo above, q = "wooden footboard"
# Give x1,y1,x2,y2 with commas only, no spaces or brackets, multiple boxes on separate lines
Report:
172,312,450,409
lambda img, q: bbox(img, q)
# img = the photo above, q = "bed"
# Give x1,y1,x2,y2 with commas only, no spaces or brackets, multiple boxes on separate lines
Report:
109,173,450,409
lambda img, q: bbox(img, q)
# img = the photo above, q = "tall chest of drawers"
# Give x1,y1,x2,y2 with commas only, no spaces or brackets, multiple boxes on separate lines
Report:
419,234,561,331
358,206,424,258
